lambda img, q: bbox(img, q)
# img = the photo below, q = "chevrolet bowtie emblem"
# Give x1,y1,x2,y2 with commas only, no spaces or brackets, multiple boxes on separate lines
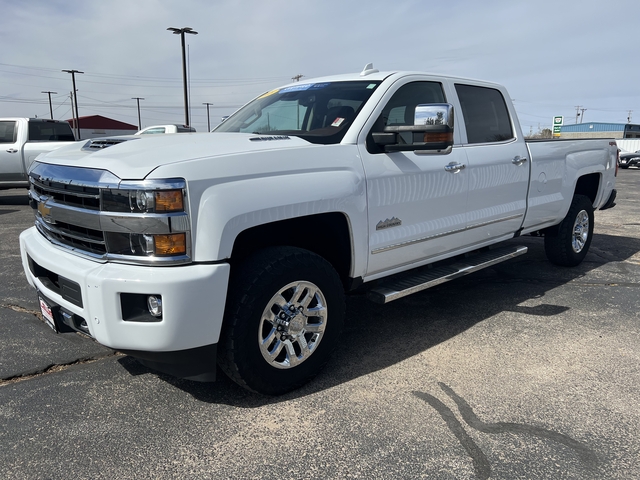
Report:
37,199,53,224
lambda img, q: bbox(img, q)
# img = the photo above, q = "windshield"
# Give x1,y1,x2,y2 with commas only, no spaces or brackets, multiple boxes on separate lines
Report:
214,81,381,144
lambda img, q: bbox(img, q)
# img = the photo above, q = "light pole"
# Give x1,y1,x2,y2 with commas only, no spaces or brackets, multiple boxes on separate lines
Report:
41,91,57,119
132,97,144,130
167,27,198,127
203,102,213,131
62,69,83,139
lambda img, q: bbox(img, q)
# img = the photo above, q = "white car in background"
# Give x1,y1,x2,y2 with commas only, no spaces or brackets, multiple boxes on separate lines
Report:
135,124,196,135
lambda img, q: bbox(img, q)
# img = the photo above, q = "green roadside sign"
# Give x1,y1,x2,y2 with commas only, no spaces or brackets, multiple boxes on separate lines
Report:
553,116,563,136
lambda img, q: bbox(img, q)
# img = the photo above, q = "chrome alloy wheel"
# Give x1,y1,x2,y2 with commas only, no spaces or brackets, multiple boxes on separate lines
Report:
258,281,328,369
572,210,590,253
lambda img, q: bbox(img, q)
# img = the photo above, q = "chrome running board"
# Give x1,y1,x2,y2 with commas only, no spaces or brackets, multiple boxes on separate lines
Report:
367,245,528,304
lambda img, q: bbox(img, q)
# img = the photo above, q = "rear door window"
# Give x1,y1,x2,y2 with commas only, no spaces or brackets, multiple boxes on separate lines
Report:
28,122,75,141
455,84,513,144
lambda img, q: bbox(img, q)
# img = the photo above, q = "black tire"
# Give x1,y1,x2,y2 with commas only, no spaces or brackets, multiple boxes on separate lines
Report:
218,246,345,395
620,165,629,169
544,194,594,267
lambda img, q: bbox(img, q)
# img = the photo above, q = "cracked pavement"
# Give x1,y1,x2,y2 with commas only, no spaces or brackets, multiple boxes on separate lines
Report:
1,172,640,479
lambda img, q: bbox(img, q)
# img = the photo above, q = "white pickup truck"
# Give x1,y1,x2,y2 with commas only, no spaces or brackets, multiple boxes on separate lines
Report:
0,118,76,189
19,66,618,395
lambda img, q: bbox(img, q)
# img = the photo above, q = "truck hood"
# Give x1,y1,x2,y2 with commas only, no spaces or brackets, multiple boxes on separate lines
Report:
35,133,314,180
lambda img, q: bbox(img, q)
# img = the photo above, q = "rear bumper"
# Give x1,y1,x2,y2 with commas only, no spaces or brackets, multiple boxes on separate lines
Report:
20,226,230,362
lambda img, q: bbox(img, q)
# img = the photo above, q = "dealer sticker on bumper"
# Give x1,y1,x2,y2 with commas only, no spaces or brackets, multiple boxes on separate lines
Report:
39,297,57,332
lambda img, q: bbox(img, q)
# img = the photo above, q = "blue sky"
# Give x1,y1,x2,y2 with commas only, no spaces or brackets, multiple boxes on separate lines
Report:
1,0,637,133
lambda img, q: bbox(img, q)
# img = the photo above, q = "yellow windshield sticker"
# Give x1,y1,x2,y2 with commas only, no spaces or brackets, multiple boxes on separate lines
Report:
258,89,279,99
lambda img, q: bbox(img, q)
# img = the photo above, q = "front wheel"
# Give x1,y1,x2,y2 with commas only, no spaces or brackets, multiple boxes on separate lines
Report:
544,194,594,267
218,247,345,395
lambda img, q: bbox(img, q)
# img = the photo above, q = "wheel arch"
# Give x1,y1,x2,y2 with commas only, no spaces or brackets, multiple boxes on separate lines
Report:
574,172,600,205
230,212,355,287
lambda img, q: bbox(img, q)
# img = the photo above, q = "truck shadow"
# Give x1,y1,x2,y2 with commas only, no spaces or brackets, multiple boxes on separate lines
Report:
120,231,640,407
0,190,29,207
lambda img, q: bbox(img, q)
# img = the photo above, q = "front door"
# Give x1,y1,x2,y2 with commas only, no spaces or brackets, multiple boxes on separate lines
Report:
359,80,470,277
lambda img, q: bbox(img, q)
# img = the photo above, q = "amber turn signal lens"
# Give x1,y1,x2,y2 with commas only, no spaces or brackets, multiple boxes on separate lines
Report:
423,132,453,143
154,190,184,212
154,233,186,255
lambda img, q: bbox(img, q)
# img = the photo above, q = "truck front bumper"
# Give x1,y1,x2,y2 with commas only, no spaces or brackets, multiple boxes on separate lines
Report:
20,227,230,380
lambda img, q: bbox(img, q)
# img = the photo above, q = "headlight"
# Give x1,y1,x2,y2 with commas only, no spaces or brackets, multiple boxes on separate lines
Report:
102,188,185,213
99,179,191,263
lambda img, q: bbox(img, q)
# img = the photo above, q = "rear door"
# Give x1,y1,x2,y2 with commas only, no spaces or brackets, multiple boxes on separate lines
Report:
0,120,23,183
454,83,530,244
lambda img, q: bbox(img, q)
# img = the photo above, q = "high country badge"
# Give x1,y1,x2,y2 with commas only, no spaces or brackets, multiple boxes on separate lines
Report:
376,217,402,230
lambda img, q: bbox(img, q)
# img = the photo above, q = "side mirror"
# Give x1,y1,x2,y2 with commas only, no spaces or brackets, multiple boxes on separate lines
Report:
373,103,454,153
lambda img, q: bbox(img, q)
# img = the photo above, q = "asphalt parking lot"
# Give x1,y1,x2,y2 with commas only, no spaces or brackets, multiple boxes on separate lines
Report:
1,170,639,479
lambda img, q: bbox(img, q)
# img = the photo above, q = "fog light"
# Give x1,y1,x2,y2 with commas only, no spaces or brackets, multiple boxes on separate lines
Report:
154,233,186,255
147,295,162,317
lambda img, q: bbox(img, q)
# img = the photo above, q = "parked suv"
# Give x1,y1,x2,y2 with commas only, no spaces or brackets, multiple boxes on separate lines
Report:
619,150,640,169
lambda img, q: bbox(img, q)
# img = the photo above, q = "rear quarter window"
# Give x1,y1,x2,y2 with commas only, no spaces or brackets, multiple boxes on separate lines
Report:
28,121,75,141
0,121,17,143
455,84,513,144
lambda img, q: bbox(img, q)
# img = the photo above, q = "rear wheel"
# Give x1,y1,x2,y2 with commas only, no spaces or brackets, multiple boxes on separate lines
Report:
544,194,594,267
218,246,345,395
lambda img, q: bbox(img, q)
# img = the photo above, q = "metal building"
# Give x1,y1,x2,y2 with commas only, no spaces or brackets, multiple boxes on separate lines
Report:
560,122,640,139
65,115,138,140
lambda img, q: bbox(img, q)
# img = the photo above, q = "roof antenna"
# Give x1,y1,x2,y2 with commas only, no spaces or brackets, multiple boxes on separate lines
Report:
360,63,379,76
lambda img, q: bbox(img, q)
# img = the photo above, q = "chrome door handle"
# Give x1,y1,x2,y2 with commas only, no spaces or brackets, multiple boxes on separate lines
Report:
6,148,18,153
512,156,527,166
444,162,466,173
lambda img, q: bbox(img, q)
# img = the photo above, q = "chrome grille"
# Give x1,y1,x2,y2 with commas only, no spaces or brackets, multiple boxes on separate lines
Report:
32,176,107,255
35,217,107,255
31,177,100,210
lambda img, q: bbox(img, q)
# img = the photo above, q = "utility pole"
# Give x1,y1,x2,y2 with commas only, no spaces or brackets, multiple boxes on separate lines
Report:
580,108,587,124
628,110,633,123
167,27,198,127
68,92,77,138
203,102,213,131
132,97,145,130
41,91,57,119
292,74,304,82
62,69,83,139
575,105,582,124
